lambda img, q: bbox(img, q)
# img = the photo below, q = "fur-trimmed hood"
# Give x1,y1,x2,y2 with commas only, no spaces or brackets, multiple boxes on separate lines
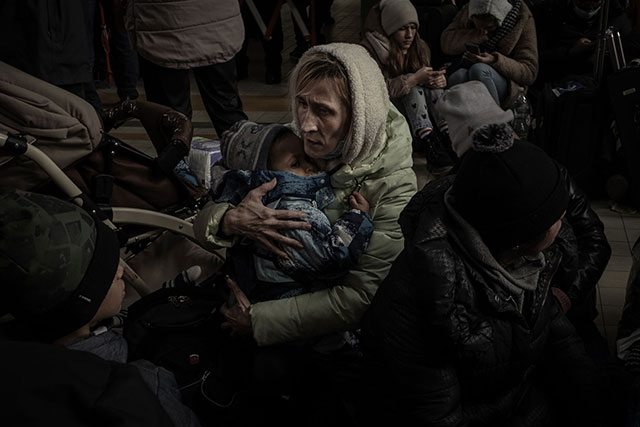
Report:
289,43,390,167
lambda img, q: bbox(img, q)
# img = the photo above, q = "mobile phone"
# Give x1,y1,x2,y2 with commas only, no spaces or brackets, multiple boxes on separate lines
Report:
464,43,482,55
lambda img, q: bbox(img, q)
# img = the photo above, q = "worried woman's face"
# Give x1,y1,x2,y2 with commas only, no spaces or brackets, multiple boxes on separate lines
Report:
295,78,350,159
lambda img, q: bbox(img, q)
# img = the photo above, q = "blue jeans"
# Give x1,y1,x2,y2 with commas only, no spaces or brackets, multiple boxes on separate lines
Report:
448,63,508,104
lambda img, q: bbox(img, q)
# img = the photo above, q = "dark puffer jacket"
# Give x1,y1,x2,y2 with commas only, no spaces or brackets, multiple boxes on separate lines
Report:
360,176,603,426
552,166,611,322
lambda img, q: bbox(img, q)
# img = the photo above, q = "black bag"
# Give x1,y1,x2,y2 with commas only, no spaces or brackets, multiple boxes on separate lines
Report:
123,285,225,388
532,75,611,198
607,64,640,208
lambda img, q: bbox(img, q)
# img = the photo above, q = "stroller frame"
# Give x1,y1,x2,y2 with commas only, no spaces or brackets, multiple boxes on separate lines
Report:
0,131,218,297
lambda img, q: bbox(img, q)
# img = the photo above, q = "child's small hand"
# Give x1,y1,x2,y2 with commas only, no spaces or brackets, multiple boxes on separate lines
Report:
349,191,370,213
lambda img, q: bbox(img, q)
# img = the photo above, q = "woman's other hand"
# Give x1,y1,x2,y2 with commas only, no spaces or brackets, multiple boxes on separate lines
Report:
220,178,311,258
348,191,370,213
462,51,497,65
220,276,252,336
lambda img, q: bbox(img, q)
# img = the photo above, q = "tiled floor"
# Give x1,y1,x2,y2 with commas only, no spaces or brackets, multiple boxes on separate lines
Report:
591,200,639,353
99,0,637,357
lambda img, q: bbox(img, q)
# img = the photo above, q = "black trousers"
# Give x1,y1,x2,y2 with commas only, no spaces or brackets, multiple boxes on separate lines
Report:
139,55,247,137
238,0,283,74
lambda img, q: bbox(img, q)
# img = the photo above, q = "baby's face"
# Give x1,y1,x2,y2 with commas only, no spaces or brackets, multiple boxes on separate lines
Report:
268,132,318,177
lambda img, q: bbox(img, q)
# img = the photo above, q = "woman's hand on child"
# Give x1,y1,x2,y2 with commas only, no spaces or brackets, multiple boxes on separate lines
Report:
220,276,253,336
348,191,370,213
221,178,311,259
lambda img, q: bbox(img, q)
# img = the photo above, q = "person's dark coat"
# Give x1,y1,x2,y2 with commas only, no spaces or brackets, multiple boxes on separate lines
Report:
0,0,92,86
0,340,176,427
552,166,611,322
360,176,603,426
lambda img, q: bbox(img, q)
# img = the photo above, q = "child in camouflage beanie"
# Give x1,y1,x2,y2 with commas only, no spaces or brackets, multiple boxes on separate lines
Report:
0,188,122,343
0,188,201,427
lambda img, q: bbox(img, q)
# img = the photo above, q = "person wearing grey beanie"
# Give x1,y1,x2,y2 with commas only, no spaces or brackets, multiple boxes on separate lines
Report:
208,119,375,306
361,0,456,175
441,0,539,109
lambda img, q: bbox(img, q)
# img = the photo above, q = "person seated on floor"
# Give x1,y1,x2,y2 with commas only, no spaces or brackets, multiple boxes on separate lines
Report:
0,189,200,427
360,0,457,176
533,0,636,85
211,120,373,305
440,0,538,108
434,81,613,363
360,128,614,425
193,43,417,425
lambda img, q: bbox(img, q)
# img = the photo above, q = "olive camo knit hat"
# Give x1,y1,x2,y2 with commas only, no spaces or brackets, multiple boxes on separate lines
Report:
0,189,120,341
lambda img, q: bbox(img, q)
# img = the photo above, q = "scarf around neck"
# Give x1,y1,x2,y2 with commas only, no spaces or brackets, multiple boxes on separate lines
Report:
481,0,522,53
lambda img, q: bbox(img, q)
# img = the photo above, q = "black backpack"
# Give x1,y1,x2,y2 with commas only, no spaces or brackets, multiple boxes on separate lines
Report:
124,284,226,389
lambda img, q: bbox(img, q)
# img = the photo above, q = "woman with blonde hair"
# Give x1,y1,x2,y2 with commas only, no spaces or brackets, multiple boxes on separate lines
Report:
193,43,416,421
361,0,456,174
195,42,416,350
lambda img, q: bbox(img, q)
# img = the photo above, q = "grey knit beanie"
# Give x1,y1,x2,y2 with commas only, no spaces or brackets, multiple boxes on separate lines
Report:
379,0,419,36
468,0,513,26
219,120,287,170
435,81,513,157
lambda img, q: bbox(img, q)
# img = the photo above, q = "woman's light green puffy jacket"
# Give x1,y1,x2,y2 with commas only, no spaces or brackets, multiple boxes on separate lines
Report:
194,104,417,346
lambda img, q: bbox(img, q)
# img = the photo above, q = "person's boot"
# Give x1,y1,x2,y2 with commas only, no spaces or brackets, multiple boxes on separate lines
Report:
425,133,455,176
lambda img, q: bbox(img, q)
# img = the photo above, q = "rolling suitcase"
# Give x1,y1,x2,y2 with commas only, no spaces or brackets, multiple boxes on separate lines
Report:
533,75,610,198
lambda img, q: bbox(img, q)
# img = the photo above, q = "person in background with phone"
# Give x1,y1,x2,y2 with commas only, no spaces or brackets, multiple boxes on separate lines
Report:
361,0,457,176
440,0,539,108
533,0,635,85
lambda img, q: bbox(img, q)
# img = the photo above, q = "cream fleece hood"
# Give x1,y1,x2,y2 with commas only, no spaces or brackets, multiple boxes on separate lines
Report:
289,43,390,166
469,0,513,25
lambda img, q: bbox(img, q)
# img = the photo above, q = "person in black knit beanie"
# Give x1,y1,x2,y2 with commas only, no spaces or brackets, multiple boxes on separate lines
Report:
360,133,620,425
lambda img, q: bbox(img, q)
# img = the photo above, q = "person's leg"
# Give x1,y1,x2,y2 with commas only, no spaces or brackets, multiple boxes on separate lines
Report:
291,0,311,59
447,68,470,88
397,85,435,139
260,0,283,84
193,58,248,136
467,63,508,105
425,88,448,134
83,0,102,111
138,55,192,118
109,31,140,101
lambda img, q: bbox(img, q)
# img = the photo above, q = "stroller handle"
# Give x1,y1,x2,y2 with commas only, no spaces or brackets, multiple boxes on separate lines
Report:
0,132,86,205
0,131,196,239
